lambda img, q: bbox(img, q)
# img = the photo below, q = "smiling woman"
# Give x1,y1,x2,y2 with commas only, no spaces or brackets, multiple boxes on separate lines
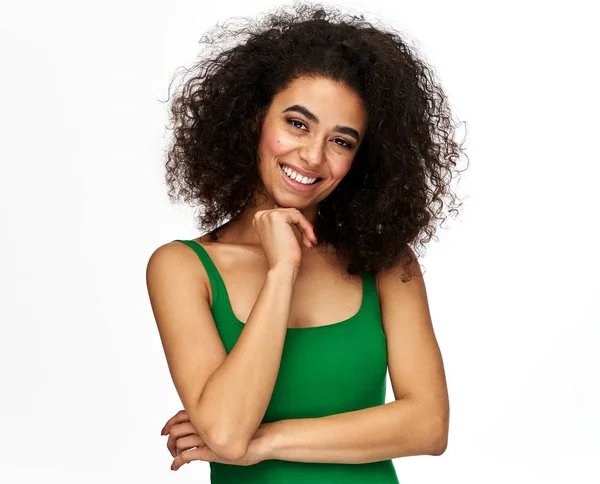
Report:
147,2,466,483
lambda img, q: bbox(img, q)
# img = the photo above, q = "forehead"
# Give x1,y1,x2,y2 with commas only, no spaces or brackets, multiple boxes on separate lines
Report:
270,76,368,129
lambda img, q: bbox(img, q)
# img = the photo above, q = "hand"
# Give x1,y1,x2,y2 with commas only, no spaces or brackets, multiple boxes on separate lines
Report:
161,409,274,470
253,202,318,271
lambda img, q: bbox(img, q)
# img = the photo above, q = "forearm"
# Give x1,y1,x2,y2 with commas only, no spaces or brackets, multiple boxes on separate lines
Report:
264,396,447,464
195,264,296,455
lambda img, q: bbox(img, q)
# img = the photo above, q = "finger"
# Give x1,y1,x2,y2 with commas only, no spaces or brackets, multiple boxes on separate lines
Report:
302,232,313,248
172,446,225,470
162,415,188,436
297,224,316,248
161,409,189,436
287,211,317,244
167,423,202,456
171,421,197,436
174,434,206,458
166,421,197,445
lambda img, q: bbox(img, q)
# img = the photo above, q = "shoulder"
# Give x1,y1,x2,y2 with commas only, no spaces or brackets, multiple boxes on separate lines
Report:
146,240,210,300
147,240,200,273
375,245,423,298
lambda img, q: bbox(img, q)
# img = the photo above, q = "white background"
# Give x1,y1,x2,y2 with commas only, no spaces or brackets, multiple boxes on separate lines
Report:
1,0,598,482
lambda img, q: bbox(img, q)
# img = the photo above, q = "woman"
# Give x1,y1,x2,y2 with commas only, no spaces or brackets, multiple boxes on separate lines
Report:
146,3,465,482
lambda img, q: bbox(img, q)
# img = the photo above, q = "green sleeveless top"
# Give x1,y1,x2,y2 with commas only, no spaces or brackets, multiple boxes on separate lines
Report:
174,239,399,484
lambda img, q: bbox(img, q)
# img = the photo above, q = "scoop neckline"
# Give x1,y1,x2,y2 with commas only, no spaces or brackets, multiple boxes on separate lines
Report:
187,239,367,332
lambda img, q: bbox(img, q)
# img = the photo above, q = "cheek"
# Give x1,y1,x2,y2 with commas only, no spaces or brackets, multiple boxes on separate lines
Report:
331,160,354,181
260,127,294,157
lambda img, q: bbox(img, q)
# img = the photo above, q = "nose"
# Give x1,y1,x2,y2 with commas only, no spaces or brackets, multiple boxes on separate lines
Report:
299,137,325,168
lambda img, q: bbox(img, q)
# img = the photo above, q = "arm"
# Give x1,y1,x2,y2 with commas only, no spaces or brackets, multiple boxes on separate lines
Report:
263,396,445,464
195,262,296,457
146,242,296,460
262,247,449,464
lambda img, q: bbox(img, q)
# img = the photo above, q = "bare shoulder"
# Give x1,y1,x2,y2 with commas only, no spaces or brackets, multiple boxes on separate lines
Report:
375,245,424,297
146,240,211,302
147,239,205,267
147,239,200,269
375,245,429,340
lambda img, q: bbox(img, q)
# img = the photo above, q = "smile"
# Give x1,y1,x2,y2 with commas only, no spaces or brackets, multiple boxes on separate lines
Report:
279,163,324,192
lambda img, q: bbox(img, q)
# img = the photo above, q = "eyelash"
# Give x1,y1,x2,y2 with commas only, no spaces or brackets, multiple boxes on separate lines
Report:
286,117,355,149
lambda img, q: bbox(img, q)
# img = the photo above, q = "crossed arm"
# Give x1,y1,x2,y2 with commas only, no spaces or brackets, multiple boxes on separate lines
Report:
155,244,449,465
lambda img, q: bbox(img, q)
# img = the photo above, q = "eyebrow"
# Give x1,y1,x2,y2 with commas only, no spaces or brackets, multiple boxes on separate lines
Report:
282,104,361,143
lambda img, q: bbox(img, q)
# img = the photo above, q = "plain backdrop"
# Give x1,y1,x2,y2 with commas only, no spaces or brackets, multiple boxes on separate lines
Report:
1,0,598,482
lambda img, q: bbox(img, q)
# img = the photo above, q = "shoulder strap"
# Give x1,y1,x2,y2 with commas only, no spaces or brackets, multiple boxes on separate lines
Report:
361,270,382,318
172,239,223,304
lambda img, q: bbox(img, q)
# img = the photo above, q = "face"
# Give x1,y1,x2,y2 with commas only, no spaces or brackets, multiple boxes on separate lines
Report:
256,76,368,210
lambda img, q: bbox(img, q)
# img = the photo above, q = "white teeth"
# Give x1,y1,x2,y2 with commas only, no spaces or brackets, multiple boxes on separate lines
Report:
280,164,319,185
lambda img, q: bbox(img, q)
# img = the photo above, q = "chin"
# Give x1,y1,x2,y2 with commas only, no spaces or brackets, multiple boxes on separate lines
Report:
271,196,308,210
275,199,301,209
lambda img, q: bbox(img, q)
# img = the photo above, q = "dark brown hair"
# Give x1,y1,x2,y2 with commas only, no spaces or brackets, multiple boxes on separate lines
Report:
163,2,468,281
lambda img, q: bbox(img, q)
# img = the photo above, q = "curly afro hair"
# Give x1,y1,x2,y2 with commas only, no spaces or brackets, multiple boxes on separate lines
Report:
163,1,468,281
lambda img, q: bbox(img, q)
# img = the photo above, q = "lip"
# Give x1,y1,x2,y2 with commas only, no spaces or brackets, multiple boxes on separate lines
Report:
279,163,323,192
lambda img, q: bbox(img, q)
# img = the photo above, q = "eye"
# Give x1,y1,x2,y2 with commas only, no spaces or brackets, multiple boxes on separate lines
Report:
335,138,355,149
286,117,308,130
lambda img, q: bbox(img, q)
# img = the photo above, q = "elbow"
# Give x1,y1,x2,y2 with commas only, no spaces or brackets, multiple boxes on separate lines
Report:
430,434,448,456
193,400,251,460
205,431,249,461
196,413,248,460
428,415,449,456
193,401,248,460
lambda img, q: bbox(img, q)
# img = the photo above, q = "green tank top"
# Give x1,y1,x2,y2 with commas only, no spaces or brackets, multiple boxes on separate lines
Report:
174,239,399,484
